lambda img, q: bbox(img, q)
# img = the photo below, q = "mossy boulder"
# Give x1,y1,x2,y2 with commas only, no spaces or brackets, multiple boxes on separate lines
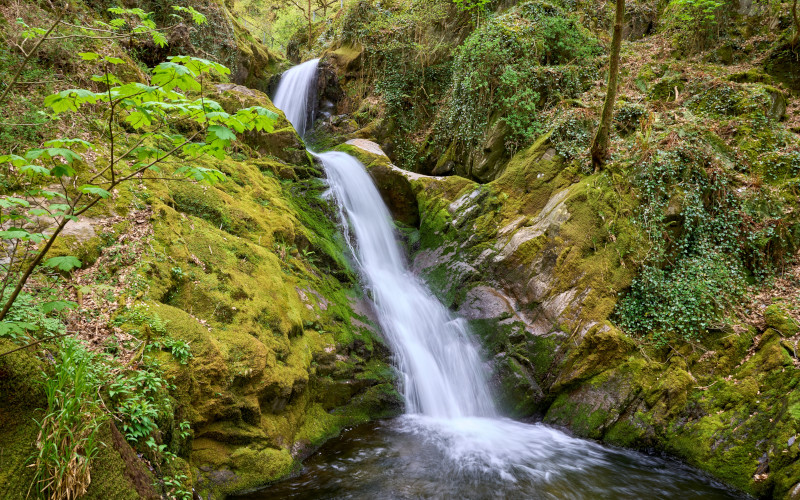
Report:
211,83,313,168
764,39,800,93
765,304,800,337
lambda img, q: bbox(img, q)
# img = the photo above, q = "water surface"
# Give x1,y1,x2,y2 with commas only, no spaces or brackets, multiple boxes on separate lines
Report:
239,416,743,500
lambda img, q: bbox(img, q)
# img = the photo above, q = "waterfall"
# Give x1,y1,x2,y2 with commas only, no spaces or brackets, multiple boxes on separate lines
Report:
250,59,745,500
272,58,319,137
321,151,497,418
273,60,496,418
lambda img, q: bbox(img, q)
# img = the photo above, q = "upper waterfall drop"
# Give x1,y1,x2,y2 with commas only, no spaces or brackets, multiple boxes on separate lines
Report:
272,58,319,137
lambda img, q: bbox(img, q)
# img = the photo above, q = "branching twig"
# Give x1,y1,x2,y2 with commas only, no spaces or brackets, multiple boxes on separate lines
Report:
0,330,77,357
0,8,66,106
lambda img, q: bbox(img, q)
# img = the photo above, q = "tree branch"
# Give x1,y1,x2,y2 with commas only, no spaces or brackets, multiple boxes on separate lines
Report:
0,8,66,106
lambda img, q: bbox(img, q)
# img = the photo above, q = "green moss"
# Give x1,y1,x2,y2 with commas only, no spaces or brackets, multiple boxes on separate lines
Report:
765,304,800,336
544,392,609,439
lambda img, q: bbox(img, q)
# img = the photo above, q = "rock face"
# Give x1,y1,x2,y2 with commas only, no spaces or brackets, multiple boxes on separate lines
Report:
344,137,800,499
345,140,419,227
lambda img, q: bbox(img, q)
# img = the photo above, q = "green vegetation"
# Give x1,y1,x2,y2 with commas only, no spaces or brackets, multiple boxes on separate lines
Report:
31,339,107,500
441,3,600,155
1,0,800,498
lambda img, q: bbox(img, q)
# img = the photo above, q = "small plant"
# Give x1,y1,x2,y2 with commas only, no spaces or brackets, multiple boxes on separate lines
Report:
452,0,491,11
31,339,107,500
109,366,168,443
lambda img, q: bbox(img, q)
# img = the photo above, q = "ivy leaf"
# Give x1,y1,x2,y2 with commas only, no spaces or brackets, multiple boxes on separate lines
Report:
43,256,82,272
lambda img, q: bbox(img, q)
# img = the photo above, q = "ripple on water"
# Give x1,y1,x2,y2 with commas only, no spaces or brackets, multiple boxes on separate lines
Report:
235,416,744,500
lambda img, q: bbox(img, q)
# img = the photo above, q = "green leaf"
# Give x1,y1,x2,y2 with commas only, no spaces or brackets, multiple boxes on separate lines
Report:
172,6,207,25
0,321,37,338
20,164,51,177
50,164,77,177
44,256,82,271
150,30,167,48
0,154,28,167
78,52,101,61
91,73,123,86
43,89,99,113
42,300,78,314
43,138,92,151
104,56,126,65
0,229,30,239
207,125,236,143
151,61,199,92
6,197,29,207
79,185,112,198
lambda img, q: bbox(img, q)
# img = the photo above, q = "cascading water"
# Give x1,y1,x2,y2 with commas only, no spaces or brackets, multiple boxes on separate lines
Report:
322,150,496,418
272,58,319,137
247,60,743,499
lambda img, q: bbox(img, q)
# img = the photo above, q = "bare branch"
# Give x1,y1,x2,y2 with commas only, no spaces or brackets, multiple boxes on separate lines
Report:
0,8,66,106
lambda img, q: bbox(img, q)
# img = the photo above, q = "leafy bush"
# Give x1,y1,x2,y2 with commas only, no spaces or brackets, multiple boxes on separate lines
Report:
438,2,599,155
616,146,747,345
664,0,727,52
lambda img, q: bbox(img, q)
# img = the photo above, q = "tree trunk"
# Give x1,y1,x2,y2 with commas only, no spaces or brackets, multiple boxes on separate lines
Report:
307,0,313,49
590,0,625,170
792,0,799,48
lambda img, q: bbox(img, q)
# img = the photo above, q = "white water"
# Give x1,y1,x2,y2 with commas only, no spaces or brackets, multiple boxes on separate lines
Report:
272,58,319,137
321,151,497,418
271,57,568,480
268,60,738,491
